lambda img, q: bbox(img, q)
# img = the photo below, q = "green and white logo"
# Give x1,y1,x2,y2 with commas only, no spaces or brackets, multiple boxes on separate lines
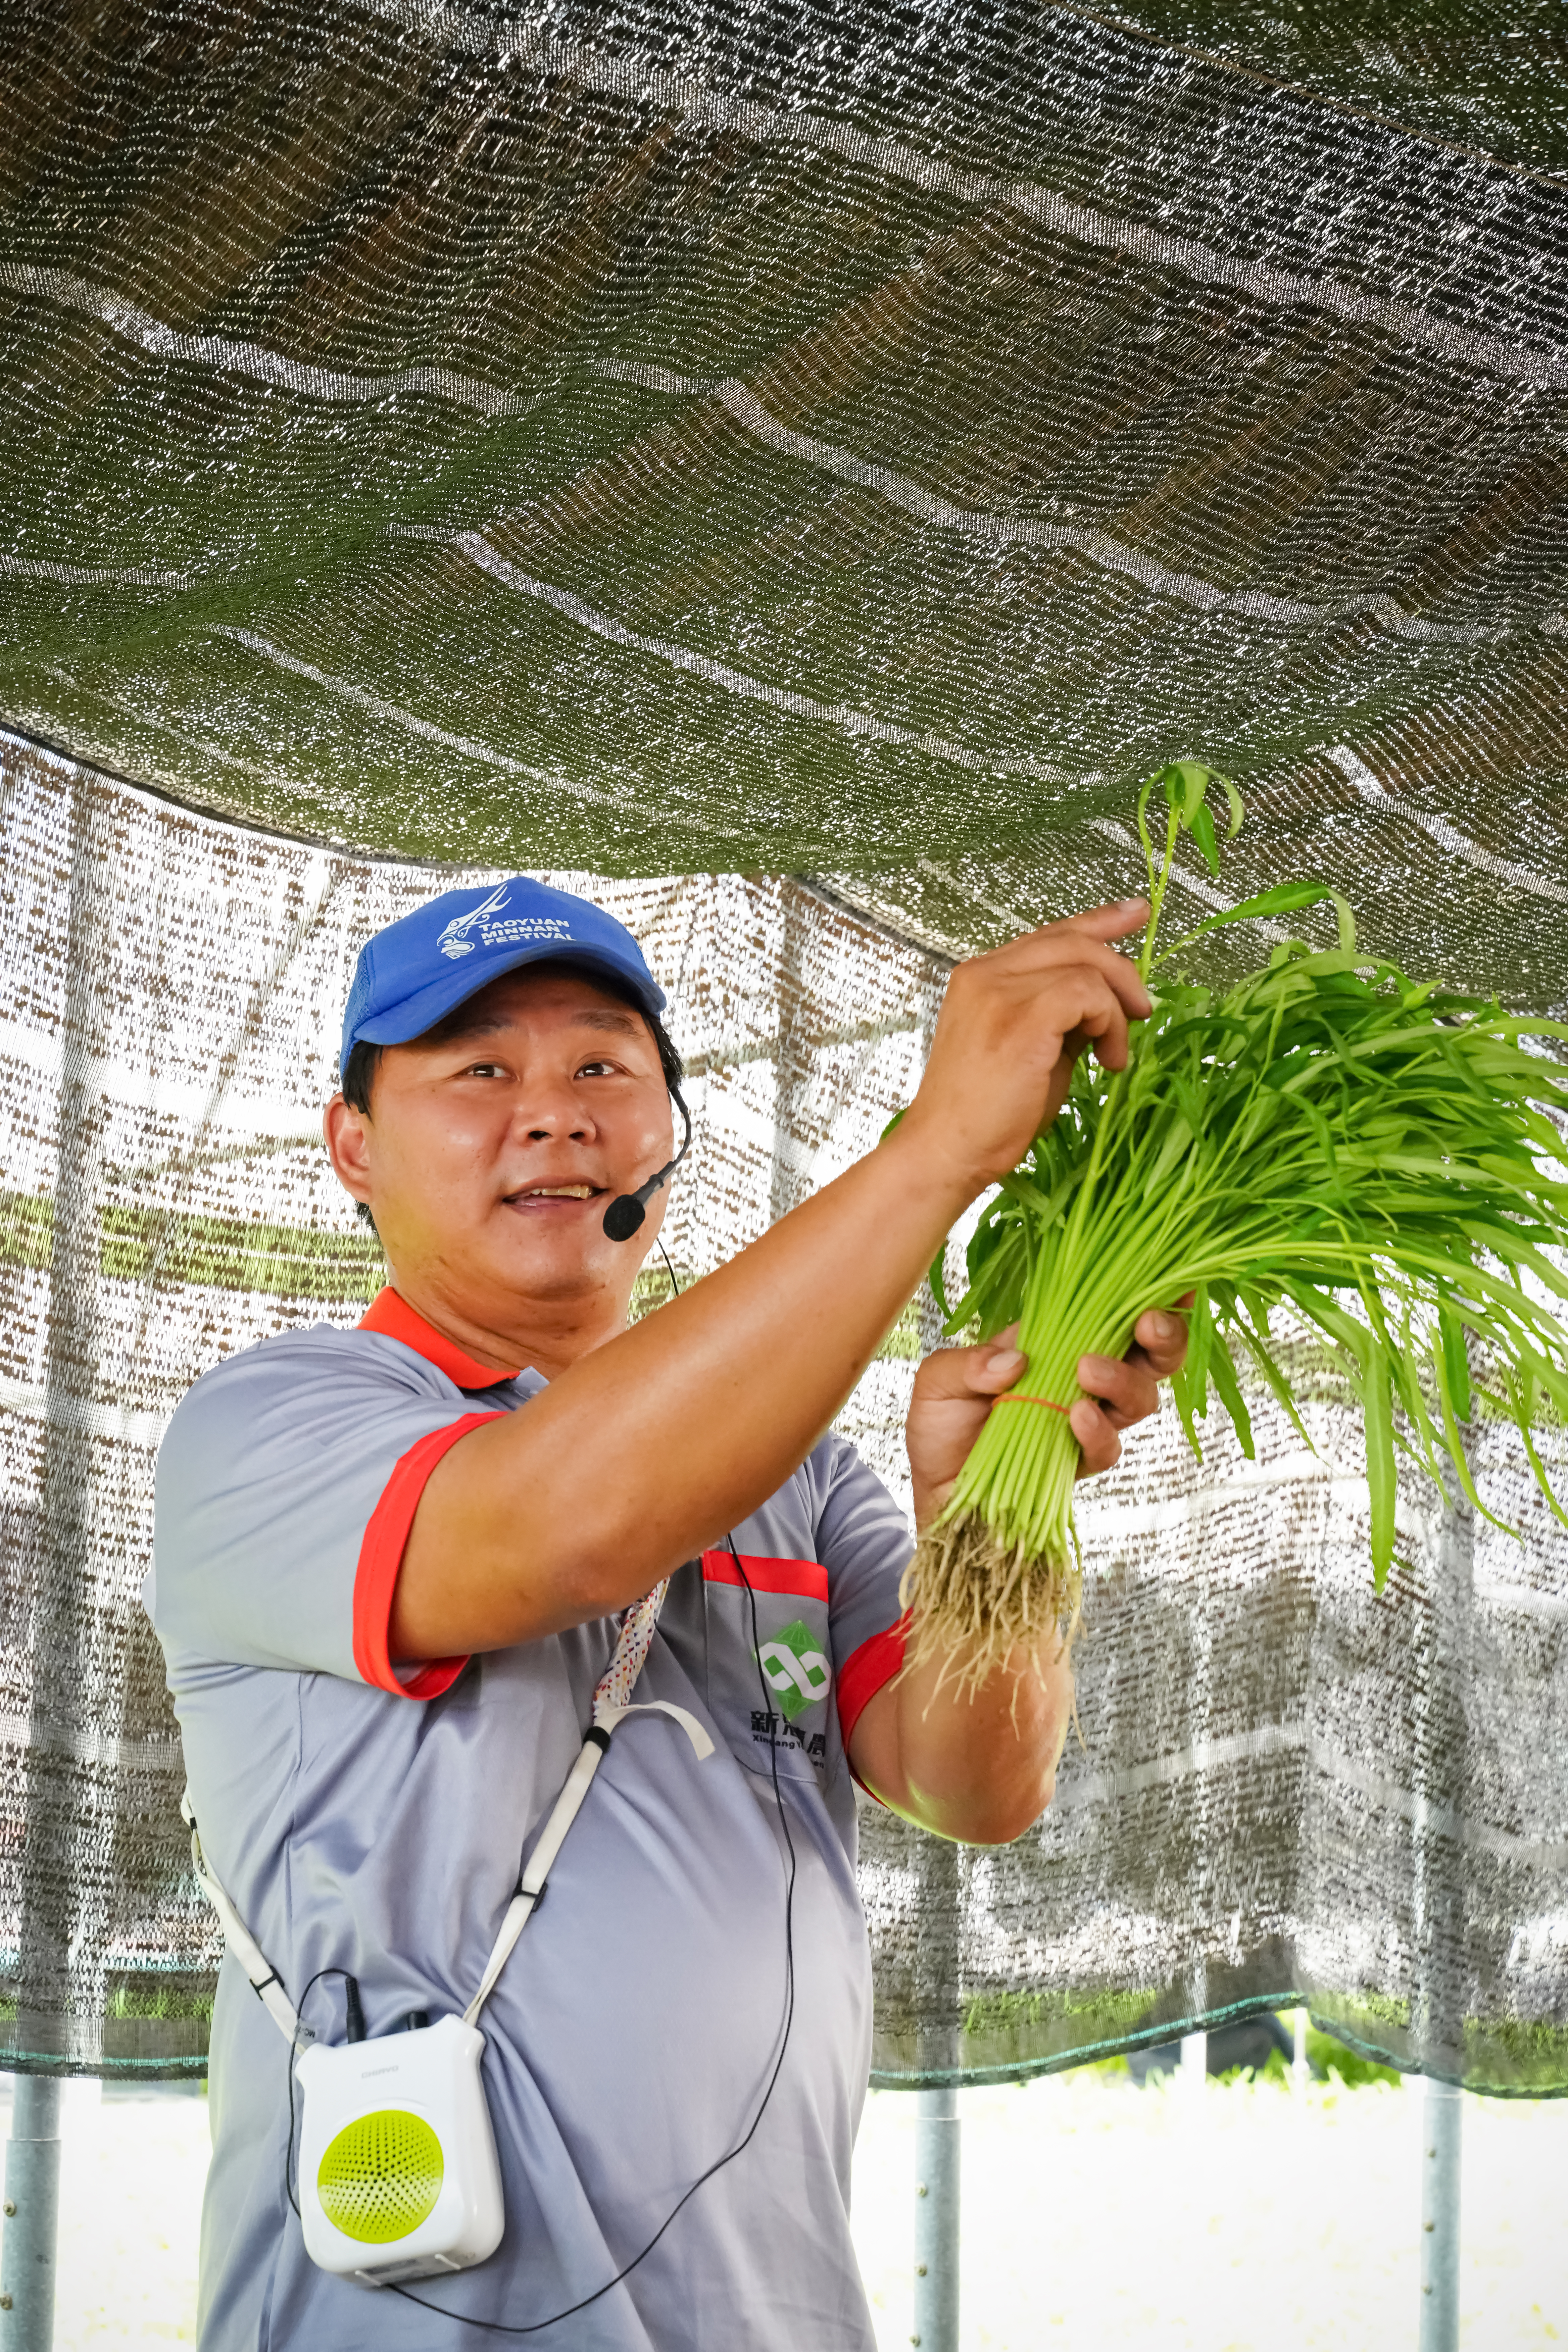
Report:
756,1620,832,1721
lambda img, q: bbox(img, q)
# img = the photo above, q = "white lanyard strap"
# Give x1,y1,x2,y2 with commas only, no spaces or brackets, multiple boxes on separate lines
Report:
463,1588,713,2027
461,1699,714,2029
182,1792,301,2045
462,1730,608,2026
183,1575,712,2047
592,1576,669,1723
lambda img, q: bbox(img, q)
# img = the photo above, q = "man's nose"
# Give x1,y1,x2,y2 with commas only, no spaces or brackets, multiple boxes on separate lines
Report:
525,1120,592,1141
517,1079,592,1141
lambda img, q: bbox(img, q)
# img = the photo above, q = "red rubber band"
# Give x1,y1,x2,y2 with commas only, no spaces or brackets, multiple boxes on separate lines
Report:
994,1394,1073,1416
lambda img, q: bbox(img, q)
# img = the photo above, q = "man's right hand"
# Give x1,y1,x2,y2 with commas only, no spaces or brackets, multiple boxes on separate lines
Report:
893,900,1152,1199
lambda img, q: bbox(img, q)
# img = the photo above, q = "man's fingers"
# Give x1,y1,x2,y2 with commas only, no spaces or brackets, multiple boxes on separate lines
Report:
971,908,1154,1019
969,1323,1025,1395
915,1336,1027,1401
1130,1301,1190,1377
990,940,1154,1022
1023,897,1149,945
1078,1352,1160,1431
1054,994,1129,1074
1070,1396,1122,1477
1001,966,1140,1077
903,902,1159,1194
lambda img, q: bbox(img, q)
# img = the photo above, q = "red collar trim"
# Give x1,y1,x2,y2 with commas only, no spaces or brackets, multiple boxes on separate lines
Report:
359,1287,522,1389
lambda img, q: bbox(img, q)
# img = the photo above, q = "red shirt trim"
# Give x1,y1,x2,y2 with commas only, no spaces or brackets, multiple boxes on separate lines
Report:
352,1412,503,1699
359,1286,521,1390
836,1614,909,1758
700,1550,830,1604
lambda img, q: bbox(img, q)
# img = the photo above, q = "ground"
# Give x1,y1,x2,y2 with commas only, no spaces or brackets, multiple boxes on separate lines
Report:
28,2062,1568,2346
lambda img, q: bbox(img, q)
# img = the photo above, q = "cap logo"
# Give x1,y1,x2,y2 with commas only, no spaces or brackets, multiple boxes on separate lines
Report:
437,882,578,962
438,882,512,960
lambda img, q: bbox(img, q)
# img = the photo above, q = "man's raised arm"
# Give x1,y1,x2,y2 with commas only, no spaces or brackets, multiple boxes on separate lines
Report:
388,903,1156,1660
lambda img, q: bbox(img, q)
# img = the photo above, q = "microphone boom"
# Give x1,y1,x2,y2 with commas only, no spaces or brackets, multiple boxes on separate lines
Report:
602,1093,691,1242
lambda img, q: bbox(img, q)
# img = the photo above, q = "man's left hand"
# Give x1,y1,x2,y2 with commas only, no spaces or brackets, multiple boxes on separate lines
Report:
850,1298,1191,1846
907,1301,1191,1533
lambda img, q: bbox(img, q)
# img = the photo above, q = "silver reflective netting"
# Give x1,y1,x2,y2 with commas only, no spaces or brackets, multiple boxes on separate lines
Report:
2,729,1565,2095
1,0,1566,2091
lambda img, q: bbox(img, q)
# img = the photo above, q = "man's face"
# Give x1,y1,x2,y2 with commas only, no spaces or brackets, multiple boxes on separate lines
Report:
330,966,675,1307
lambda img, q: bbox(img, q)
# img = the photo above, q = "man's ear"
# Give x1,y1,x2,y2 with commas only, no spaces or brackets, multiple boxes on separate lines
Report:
323,1093,374,1209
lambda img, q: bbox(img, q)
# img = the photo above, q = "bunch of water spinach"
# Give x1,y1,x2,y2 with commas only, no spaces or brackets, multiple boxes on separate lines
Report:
902,761,1568,1687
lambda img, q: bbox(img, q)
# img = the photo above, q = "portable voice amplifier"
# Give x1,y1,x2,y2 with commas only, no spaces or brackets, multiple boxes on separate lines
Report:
188,1676,710,2290
294,2013,504,2286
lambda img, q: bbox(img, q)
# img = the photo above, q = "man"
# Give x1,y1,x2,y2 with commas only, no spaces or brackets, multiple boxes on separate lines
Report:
150,874,1186,2348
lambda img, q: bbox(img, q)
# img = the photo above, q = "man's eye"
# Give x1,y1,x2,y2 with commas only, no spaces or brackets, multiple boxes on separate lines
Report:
577,1059,617,1078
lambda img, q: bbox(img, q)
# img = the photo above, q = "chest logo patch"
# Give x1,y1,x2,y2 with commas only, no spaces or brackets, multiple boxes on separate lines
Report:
756,1620,832,1721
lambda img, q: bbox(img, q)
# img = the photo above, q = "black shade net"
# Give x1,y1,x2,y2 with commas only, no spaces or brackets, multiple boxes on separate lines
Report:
1,1,1566,991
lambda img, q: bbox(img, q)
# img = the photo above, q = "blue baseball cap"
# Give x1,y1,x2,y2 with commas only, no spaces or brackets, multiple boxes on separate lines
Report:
340,877,667,1077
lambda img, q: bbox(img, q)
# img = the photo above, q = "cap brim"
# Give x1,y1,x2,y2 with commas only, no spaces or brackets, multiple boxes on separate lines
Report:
352,941,666,1049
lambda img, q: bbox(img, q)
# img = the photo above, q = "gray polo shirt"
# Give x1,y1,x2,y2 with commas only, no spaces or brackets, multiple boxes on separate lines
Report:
149,1290,912,2351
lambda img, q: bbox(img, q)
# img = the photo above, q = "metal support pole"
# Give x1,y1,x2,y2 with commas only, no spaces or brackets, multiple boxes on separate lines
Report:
1412,1433,1473,2352
1180,2028,1207,2096
910,1802,961,2352
912,2083,960,2352
908,1018,965,2352
2,782,111,2352
1419,2079,1462,2352
769,888,813,1230
0,2077,61,2347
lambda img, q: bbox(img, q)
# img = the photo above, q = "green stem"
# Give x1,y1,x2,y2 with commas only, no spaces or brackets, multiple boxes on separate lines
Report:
1137,797,1182,984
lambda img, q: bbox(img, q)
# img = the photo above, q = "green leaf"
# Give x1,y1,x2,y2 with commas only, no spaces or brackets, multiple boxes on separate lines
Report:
1170,1359,1205,1461
1207,1326,1256,1460
1510,1371,1568,1533
1439,1305,1472,1424
1165,881,1338,958
1176,760,1211,825
1431,1339,1517,1536
1186,1281,1214,1411
1216,880,1339,923
1144,1113,1194,1196
1220,775,1244,838
1399,1334,1450,1487
1231,1320,1317,1453
953,1209,1032,1339
1362,1338,1396,1591
1190,800,1220,878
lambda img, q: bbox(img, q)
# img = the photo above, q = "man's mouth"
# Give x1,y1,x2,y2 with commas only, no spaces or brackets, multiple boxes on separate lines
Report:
507,1183,602,1202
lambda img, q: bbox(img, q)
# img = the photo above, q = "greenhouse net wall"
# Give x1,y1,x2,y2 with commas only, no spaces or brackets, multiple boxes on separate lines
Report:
0,724,1564,2096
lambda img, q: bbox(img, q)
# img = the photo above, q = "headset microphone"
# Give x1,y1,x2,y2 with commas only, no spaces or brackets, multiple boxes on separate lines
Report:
603,1092,692,1241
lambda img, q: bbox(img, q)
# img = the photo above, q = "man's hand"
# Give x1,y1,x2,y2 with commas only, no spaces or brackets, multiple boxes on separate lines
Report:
894,905,1153,1200
907,1303,1191,1532
856,1298,1191,1846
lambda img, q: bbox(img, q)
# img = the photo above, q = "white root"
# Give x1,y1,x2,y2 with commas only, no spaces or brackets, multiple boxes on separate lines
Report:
898,1510,1081,1702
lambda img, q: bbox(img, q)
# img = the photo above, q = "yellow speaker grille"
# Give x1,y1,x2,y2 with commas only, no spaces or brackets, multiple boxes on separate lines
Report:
316,2108,444,2244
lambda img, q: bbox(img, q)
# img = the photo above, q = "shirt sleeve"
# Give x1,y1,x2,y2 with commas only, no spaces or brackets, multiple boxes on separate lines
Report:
812,1435,914,1756
151,1329,508,1699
